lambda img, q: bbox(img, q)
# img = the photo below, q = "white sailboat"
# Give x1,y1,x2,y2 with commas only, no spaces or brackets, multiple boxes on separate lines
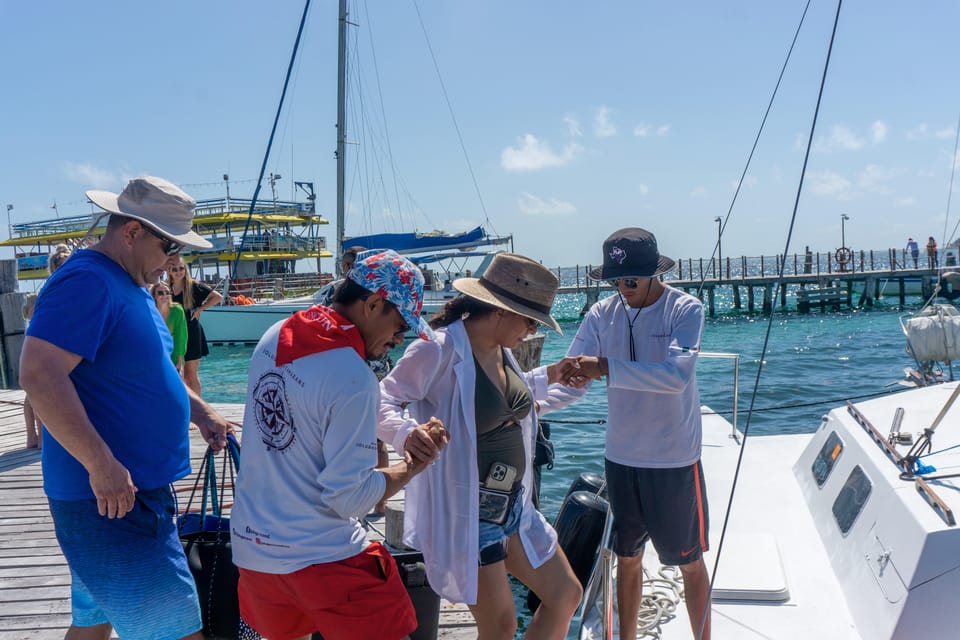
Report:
203,0,510,344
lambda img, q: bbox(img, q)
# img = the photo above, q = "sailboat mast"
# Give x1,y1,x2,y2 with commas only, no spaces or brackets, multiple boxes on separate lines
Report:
335,0,347,276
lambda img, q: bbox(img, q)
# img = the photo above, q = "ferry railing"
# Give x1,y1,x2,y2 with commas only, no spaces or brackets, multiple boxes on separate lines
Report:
699,351,740,439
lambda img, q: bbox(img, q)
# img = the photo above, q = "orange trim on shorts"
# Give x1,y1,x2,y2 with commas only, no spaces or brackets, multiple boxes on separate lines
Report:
693,460,708,552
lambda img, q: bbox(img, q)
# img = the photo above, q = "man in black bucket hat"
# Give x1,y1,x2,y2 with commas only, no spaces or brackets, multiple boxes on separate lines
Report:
553,227,711,639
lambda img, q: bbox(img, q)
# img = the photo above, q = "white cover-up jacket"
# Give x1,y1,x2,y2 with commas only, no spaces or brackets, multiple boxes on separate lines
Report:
378,320,559,604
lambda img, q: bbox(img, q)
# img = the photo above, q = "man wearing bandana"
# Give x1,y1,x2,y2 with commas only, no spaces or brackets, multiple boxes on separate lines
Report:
231,249,448,640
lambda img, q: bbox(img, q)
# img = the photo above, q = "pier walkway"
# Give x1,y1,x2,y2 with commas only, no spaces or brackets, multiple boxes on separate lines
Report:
554,248,958,316
0,390,475,639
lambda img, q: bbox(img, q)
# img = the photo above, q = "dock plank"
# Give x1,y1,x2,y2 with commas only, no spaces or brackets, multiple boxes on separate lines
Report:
0,390,476,638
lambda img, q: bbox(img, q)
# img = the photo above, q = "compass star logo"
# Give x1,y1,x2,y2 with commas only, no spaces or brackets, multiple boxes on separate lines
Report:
252,372,295,451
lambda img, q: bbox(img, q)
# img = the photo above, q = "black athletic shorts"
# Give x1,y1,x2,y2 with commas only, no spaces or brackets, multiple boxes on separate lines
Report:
604,458,709,566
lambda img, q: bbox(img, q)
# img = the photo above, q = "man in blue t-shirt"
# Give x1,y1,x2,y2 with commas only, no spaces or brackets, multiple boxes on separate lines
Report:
20,176,233,640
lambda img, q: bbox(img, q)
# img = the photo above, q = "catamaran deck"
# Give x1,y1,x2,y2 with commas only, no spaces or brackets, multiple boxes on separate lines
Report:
0,390,476,639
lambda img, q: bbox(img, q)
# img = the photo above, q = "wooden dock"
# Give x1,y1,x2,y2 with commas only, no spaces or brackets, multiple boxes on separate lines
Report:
555,248,957,316
0,391,475,639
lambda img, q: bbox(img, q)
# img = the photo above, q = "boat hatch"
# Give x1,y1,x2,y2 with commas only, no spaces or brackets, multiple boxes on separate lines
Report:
712,533,790,602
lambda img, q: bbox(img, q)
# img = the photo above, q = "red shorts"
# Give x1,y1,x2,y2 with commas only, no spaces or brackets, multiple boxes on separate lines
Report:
238,541,417,640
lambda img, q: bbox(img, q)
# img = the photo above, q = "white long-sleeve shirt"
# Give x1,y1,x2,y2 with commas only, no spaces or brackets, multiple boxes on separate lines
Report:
378,320,558,604
543,286,704,468
230,321,385,573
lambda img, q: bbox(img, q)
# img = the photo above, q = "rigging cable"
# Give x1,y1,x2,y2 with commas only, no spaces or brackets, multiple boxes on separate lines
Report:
696,0,813,300
410,0,496,236
229,0,312,285
701,2,845,640
925,108,960,308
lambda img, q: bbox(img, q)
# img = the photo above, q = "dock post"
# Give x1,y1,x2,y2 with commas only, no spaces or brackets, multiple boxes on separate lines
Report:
797,285,810,313
874,277,881,301
846,280,853,307
747,286,755,312
780,283,787,307
580,287,600,317
732,285,741,309
707,287,716,317
0,260,24,389
899,278,906,305
762,284,773,314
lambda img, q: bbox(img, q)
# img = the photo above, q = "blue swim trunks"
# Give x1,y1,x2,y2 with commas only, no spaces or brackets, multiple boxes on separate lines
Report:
48,486,201,639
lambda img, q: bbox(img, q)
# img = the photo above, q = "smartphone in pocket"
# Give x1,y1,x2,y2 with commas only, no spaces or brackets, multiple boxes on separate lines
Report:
484,462,518,491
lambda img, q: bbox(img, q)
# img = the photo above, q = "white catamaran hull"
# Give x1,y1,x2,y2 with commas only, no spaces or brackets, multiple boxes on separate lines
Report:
577,383,960,639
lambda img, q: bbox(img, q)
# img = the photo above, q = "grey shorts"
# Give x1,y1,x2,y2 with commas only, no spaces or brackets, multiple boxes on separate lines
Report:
604,458,709,566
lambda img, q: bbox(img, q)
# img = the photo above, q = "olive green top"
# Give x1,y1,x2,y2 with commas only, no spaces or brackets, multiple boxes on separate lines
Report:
474,351,532,488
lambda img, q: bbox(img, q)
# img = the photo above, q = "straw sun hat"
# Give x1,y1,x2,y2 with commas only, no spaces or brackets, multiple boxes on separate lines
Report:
453,253,562,334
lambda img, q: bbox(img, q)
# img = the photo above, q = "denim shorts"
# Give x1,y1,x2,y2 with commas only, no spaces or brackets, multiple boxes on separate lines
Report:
48,486,202,639
478,487,524,566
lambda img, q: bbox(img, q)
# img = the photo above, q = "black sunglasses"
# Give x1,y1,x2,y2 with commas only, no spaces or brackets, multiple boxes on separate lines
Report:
154,290,172,296
141,224,184,256
607,278,640,289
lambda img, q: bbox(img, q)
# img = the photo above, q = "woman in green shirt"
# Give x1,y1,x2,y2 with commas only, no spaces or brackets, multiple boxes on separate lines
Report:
151,283,187,373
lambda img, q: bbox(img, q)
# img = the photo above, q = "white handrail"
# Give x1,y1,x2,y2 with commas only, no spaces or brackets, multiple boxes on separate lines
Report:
699,351,740,438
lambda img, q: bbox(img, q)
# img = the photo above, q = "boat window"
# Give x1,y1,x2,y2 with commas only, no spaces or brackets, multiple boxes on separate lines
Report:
812,431,844,487
832,465,872,535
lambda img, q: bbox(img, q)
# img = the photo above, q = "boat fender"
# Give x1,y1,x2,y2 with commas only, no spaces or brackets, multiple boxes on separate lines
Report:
565,471,606,500
527,489,608,614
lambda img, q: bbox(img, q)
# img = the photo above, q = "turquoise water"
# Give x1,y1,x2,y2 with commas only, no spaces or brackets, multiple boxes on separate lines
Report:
201,291,915,519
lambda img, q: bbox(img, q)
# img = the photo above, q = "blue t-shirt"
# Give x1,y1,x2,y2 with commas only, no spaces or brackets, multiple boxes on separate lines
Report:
28,249,192,500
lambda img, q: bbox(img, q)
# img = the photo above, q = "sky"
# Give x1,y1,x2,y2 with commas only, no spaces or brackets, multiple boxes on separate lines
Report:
3,0,960,271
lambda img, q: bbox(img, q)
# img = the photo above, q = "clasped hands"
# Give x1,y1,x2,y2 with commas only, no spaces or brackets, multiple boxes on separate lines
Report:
403,417,450,468
548,355,607,388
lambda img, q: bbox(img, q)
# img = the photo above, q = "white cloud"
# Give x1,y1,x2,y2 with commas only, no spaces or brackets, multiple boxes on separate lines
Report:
689,186,709,198
633,124,649,138
871,120,887,144
638,184,649,196
857,164,899,193
563,114,582,137
893,197,916,208
812,126,865,153
64,162,116,188
808,169,852,197
593,106,616,137
517,192,576,216
906,123,929,140
936,127,956,140
656,124,671,137
730,176,758,191
500,134,582,171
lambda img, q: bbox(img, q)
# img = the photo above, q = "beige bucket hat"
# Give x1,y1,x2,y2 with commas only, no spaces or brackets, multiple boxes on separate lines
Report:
86,176,212,249
453,253,562,334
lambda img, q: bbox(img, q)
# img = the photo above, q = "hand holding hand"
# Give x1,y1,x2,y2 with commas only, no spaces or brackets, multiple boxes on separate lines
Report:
403,417,449,465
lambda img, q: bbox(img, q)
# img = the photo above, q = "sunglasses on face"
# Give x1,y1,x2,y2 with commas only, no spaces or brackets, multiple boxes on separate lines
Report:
154,290,172,297
169,265,186,273
607,278,641,289
141,224,184,256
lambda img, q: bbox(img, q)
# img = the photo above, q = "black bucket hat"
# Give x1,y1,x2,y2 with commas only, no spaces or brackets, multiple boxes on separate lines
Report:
587,227,675,280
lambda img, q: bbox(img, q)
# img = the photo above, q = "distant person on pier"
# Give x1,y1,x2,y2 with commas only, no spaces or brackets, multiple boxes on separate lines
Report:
19,176,232,640
21,243,73,449
379,253,583,639
151,282,188,373
166,255,222,396
552,227,711,640
906,237,919,268
231,249,445,640
927,236,939,268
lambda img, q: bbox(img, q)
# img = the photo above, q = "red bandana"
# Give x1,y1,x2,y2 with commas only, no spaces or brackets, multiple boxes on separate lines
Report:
275,305,367,366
